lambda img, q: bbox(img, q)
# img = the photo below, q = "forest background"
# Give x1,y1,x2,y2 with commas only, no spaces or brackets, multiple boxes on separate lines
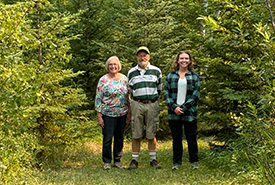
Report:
0,0,274,184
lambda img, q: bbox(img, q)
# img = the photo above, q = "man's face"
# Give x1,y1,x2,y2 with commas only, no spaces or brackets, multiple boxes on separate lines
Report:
137,51,150,69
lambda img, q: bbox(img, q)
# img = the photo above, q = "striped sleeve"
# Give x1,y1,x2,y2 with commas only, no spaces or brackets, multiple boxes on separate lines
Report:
157,71,162,97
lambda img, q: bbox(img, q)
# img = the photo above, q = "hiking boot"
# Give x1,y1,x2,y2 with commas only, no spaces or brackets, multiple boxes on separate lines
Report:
114,162,125,169
103,163,111,170
191,162,199,169
150,159,161,169
172,163,180,170
128,159,138,170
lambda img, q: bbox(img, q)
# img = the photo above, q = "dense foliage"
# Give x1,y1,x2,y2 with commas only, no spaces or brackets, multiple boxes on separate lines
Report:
0,0,274,183
0,1,94,183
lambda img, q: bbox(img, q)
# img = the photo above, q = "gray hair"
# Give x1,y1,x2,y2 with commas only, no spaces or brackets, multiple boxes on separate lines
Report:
105,56,121,72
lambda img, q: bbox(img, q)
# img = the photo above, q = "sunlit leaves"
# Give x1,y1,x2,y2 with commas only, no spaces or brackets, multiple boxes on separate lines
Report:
0,1,90,183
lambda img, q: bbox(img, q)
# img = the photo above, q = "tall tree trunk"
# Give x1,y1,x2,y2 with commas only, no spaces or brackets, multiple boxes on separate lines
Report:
35,0,45,151
36,0,43,64
202,0,208,36
144,0,147,9
265,0,275,35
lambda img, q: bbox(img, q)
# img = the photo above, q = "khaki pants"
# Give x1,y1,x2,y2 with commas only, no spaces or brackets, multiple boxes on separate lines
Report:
130,100,159,139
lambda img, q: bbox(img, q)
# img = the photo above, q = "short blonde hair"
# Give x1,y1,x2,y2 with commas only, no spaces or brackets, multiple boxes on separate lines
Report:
105,56,121,72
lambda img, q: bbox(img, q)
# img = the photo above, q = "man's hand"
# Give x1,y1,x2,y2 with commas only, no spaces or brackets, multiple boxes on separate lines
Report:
126,111,131,124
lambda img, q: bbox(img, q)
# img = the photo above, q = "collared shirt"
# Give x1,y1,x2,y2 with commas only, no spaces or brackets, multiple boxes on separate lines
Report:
127,62,162,100
95,74,129,117
164,70,200,122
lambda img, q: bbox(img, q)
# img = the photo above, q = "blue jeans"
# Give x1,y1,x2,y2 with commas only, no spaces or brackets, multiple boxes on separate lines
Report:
169,119,198,164
102,114,127,163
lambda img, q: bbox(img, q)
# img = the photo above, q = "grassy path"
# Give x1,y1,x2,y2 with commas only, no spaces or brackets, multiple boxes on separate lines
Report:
31,138,260,185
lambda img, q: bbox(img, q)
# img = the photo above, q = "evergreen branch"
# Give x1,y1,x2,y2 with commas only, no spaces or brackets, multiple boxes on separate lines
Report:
6,2,33,41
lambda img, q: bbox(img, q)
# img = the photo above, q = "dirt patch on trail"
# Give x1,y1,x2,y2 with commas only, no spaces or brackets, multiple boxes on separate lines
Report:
83,142,102,155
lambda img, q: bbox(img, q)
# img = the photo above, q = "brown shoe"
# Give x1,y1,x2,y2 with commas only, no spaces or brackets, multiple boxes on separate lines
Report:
114,162,125,169
150,159,161,169
103,163,111,170
128,159,138,170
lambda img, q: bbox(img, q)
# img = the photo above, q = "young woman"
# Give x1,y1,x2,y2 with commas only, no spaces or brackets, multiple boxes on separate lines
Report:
164,51,200,170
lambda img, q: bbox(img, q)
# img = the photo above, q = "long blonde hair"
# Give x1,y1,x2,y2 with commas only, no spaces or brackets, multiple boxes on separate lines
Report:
173,51,194,71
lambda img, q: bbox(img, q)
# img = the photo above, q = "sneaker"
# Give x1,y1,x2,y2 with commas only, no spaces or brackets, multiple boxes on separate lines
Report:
114,162,125,169
150,159,161,169
172,163,180,170
128,159,138,170
103,163,111,170
191,162,199,169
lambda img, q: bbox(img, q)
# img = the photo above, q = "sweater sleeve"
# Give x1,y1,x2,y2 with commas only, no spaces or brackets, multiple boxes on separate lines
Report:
94,77,104,112
164,73,178,111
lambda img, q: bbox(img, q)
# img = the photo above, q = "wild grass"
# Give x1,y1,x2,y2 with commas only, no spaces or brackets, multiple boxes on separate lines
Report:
26,136,263,185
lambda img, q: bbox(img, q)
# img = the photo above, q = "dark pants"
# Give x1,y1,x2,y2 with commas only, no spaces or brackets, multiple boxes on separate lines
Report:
102,114,127,163
169,119,198,164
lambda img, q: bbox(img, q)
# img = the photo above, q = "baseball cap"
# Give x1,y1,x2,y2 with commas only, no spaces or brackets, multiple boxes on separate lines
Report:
137,46,150,54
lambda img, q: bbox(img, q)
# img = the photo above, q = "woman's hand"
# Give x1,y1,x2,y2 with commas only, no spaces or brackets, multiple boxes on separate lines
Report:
98,117,104,128
97,111,104,128
126,111,131,124
174,107,184,115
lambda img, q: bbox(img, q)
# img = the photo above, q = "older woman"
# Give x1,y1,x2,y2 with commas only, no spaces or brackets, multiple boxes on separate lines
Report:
164,51,200,170
95,56,130,170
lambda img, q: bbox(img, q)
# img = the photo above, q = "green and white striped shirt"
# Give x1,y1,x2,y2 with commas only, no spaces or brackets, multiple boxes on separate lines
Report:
127,63,162,100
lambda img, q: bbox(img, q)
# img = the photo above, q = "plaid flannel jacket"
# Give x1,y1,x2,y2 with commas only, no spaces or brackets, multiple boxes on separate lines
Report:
164,70,200,122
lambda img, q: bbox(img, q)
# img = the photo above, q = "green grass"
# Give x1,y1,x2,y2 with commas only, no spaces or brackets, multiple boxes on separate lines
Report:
28,137,261,185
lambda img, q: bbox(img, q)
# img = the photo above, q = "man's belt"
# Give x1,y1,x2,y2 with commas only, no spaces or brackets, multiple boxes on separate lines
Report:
133,97,158,104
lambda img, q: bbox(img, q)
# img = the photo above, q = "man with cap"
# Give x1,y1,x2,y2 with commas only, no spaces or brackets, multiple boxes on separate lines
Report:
127,46,162,169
